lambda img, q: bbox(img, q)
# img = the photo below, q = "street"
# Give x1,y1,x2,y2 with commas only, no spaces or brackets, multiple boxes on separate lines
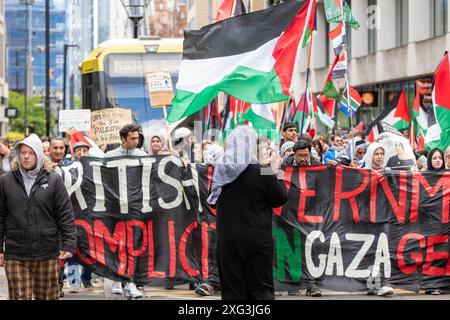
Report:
0,268,447,301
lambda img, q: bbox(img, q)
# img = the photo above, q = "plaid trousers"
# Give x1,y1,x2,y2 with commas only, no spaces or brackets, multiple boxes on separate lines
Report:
5,259,60,300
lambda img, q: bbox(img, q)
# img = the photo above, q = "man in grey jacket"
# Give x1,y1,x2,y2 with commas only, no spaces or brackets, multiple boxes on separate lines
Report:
0,134,76,300
105,124,148,158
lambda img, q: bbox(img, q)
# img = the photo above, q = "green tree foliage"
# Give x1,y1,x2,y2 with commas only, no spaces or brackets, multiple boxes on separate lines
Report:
8,91,55,137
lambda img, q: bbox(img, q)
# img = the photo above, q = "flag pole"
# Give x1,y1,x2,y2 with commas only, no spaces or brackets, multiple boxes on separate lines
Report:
341,0,354,162
299,25,315,138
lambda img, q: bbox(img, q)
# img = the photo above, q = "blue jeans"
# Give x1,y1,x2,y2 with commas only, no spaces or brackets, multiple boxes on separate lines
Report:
67,259,92,287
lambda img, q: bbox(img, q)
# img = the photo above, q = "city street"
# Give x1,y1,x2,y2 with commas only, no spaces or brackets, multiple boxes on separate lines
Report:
0,268,448,301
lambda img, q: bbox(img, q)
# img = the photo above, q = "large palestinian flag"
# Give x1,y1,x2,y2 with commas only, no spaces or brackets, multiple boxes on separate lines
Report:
430,53,450,151
366,89,411,138
168,0,316,122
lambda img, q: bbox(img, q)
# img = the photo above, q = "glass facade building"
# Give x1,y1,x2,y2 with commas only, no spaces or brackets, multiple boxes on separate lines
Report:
6,0,67,96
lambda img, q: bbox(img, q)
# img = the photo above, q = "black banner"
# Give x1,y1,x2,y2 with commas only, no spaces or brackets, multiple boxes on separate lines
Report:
58,156,450,291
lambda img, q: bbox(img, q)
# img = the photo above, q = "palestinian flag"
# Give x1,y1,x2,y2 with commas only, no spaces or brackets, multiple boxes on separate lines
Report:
329,21,346,55
294,91,312,133
294,90,334,131
324,0,360,30
168,0,317,122
242,104,276,138
338,85,362,117
430,52,450,151
366,89,411,136
318,94,336,117
322,55,340,99
411,89,428,149
216,0,246,21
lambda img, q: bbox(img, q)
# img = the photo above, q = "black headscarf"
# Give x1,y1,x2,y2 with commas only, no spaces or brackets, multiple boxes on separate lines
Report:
426,148,445,171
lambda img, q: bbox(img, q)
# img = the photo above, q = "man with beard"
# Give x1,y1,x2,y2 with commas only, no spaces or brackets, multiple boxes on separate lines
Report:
323,135,344,166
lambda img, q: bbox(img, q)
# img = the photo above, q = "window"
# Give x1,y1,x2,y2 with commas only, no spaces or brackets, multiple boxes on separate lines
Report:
431,0,448,37
368,0,377,54
395,0,408,46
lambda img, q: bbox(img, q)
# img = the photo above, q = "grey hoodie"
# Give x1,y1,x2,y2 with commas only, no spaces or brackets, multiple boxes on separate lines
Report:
14,134,44,196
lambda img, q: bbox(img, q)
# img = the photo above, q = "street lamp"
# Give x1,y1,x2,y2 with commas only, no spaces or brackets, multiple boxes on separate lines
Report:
121,0,150,39
63,44,78,110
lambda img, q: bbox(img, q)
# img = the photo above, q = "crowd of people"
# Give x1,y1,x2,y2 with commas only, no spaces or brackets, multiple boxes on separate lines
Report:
0,121,448,300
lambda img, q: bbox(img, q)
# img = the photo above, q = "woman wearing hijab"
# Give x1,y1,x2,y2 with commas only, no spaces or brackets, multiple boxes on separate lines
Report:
208,126,287,300
423,148,446,295
426,148,445,172
364,142,385,171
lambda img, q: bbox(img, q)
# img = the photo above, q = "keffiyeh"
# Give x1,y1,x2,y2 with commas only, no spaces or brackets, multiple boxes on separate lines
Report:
207,126,258,205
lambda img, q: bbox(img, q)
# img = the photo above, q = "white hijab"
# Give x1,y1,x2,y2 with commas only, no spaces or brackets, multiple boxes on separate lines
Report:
364,142,385,170
207,126,258,205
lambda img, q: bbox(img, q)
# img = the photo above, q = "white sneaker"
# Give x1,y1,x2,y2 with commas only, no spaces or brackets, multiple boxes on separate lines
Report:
125,282,143,299
69,285,80,293
111,281,123,295
377,286,394,297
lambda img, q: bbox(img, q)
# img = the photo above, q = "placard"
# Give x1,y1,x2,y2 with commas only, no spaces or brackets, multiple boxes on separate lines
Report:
59,109,92,132
146,72,174,107
86,108,132,145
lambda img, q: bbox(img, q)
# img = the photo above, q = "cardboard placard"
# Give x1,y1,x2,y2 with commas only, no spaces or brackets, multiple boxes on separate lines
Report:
59,109,92,132
86,108,132,145
146,72,174,107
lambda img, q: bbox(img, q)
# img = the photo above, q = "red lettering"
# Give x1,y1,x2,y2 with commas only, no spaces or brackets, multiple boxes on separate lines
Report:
298,167,327,223
93,220,127,276
147,221,165,278
379,171,408,223
423,235,449,276
207,166,216,216
334,167,369,223
179,221,200,276
369,171,381,223
201,222,209,279
126,221,148,276
75,219,96,264
168,221,176,277
411,172,450,223
274,166,293,217
397,233,425,274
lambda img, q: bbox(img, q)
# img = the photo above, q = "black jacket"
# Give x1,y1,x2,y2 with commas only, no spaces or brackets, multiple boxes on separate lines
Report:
0,169,77,260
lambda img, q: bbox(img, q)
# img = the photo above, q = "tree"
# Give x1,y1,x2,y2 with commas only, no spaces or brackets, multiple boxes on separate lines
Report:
8,91,55,137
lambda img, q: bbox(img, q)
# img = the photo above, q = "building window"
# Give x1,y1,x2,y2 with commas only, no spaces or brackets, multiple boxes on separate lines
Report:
395,0,408,46
368,0,377,54
431,0,448,37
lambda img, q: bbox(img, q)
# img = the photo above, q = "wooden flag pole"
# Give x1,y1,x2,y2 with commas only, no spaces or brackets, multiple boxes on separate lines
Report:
299,27,315,138
162,106,173,151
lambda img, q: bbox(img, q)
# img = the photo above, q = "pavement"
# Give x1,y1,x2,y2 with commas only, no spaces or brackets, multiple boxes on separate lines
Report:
0,268,449,300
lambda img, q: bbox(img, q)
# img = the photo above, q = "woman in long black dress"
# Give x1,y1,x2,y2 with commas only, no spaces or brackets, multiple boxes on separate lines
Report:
208,126,287,300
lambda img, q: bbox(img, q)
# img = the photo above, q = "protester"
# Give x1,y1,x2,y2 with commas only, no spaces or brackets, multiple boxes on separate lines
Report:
50,138,72,167
323,135,343,166
426,148,445,172
65,141,94,293
207,126,287,300
279,141,295,163
105,124,148,158
149,134,165,156
0,134,76,300
281,122,297,145
338,137,366,166
364,142,385,171
104,124,146,298
42,141,51,158
173,127,194,164
0,137,12,175
72,142,90,159
290,140,321,167
445,146,450,169
194,143,224,297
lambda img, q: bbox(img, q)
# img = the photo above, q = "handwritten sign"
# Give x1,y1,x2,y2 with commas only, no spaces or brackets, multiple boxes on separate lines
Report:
146,72,174,107
86,108,132,145
59,110,91,132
